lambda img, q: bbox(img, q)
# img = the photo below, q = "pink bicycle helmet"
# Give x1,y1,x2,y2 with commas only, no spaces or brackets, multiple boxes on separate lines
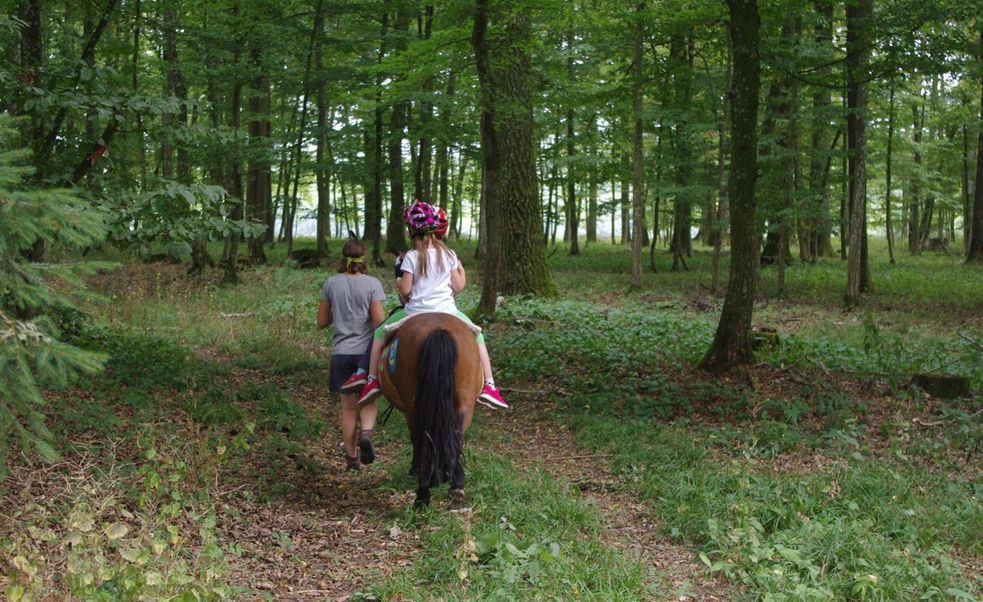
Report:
403,200,440,235
435,207,449,238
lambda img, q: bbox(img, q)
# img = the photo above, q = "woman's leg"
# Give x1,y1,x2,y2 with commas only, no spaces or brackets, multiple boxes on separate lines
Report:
359,399,377,431
340,392,359,457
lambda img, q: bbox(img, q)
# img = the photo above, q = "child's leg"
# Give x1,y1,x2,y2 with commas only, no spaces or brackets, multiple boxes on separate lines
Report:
475,332,509,410
477,338,494,383
368,308,405,376
358,309,406,404
366,337,384,377
356,342,372,374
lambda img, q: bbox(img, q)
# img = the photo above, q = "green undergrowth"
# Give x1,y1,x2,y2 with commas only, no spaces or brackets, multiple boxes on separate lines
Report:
2,325,326,598
489,296,982,599
494,297,983,394
367,422,648,601
570,416,982,600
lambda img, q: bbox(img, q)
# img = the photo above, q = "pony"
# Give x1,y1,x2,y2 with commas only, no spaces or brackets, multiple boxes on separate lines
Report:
379,313,481,506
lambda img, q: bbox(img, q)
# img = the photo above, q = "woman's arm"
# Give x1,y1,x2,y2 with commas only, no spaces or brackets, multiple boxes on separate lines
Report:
397,272,413,298
317,300,332,330
370,300,385,327
450,264,466,294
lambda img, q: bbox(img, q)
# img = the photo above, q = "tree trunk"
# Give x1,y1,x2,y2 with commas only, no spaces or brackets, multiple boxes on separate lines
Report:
565,31,580,255
701,0,760,372
909,99,924,254
413,5,435,204
808,0,835,259
962,123,971,252
474,0,555,317
711,38,731,293
386,10,411,255
620,159,631,245
669,35,694,266
566,104,579,254
246,42,270,265
131,0,147,190
966,37,983,263
630,3,645,288
885,75,896,264
314,0,330,257
844,0,872,307
364,11,389,263
223,2,244,285
436,72,456,213
586,114,598,243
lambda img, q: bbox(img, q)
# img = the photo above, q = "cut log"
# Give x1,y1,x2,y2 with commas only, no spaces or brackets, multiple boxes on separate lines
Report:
751,326,780,350
288,249,321,269
912,373,971,400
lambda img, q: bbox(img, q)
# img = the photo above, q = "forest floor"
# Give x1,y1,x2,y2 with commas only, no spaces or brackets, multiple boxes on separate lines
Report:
1,239,981,600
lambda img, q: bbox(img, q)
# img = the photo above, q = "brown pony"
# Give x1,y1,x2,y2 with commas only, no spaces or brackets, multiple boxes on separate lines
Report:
379,313,481,506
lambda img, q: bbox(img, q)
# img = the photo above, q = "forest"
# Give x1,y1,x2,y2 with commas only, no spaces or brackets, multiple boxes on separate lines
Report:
1,0,982,599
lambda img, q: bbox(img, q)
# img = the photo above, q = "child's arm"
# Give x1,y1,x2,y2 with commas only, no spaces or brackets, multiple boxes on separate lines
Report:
450,264,466,295
317,300,332,330
397,272,413,298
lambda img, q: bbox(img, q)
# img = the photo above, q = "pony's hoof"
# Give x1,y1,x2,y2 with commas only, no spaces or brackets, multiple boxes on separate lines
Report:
449,489,467,505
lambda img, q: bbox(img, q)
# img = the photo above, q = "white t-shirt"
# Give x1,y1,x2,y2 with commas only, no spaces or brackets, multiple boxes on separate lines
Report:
400,247,460,315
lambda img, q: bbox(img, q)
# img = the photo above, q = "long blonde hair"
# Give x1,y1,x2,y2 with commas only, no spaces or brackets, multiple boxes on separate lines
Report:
411,233,451,277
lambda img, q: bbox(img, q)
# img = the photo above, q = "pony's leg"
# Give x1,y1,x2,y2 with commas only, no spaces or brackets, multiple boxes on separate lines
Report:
407,417,419,476
450,413,466,496
415,485,431,508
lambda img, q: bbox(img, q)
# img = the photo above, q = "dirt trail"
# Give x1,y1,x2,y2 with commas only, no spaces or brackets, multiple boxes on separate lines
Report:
216,377,420,601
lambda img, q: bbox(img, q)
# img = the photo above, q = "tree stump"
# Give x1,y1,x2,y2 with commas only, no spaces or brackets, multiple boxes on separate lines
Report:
912,373,971,400
288,249,321,269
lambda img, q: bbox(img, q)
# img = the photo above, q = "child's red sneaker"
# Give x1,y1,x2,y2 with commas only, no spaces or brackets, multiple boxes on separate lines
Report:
341,372,368,394
357,378,381,406
477,384,509,410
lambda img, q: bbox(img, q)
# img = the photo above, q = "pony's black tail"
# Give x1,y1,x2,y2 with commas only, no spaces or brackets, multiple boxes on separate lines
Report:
413,328,462,490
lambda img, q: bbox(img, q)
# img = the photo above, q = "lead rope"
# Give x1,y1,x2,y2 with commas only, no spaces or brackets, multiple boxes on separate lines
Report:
378,400,396,426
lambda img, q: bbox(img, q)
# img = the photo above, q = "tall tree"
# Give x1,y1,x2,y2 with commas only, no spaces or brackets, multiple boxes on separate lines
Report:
844,0,873,306
386,8,411,255
565,31,580,255
246,34,271,265
314,0,330,258
630,2,645,289
808,0,835,259
701,0,760,371
474,0,556,317
967,29,983,263
885,75,897,264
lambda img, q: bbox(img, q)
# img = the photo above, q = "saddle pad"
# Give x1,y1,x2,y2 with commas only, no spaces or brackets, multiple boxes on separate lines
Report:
386,337,399,376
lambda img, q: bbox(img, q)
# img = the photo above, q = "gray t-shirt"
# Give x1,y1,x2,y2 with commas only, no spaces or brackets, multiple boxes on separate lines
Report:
320,273,385,355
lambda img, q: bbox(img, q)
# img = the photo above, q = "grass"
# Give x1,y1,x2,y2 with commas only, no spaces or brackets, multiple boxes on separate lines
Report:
367,419,648,601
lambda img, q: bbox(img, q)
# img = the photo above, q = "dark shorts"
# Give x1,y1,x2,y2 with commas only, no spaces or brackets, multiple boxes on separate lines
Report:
329,354,362,394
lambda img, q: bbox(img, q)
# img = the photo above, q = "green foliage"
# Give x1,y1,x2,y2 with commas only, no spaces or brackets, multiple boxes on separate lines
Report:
102,181,266,262
0,114,111,475
570,420,981,599
3,431,235,601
